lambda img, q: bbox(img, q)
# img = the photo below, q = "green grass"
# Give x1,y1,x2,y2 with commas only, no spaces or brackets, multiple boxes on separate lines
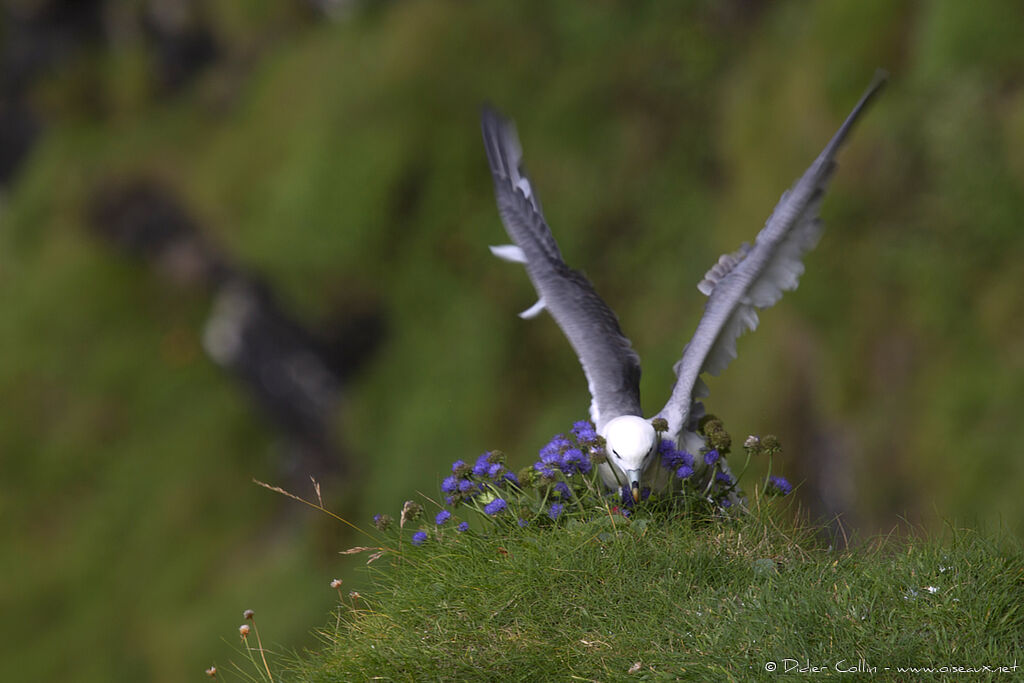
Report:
268,507,1024,681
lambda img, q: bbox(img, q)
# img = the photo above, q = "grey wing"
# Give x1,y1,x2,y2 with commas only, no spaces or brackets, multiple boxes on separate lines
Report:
481,106,642,432
655,71,887,443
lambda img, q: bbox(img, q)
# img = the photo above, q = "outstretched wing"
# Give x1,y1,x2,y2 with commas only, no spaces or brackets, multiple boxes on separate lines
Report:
655,72,887,442
481,106,642,431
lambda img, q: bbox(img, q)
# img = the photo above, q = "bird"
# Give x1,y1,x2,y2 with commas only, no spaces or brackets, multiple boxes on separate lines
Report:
480,72,887,504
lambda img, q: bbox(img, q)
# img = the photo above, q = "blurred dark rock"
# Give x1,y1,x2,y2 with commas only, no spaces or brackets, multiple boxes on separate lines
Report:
88,179,228,286
0,0,107,187
141,0,219,94
0,99,41,185
88,179,386,481
1,0,106,97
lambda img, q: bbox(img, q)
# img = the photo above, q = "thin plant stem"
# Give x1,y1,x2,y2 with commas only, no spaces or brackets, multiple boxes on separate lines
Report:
250,620,275,683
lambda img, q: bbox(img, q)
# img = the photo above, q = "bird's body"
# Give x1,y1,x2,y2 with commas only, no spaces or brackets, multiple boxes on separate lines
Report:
481,73,886,501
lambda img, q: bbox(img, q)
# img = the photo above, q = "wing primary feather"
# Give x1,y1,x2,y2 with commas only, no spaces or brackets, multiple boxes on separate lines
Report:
481,105,643,430
655,72,887,443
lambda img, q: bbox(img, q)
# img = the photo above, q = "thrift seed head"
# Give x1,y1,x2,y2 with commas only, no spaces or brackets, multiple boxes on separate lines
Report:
700,415,732,452
243,609,254,620
400,501,423,527
517,465,538,487
651,417,668,433
205,666,217,677
239,624,250,638
330,578,342,589
373,513,392,531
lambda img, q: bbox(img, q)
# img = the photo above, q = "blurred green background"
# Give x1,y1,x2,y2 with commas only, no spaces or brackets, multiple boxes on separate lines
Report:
2,0,1023,680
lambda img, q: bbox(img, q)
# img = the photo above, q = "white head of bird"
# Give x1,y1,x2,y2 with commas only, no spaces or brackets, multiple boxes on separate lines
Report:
600,415,657,502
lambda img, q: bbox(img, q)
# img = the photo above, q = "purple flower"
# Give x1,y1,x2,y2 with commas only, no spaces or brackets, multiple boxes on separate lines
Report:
538,434,570,464
533,427,598,479
559,448,591,475
483,498,507,515
473,453,492,477
458,479,476,493
451,459,467,473
441,475,457,493
411,531,427,546
716,471,733,486
435,510,451,525
720,498,733,509
704,449,720,466
518,518,528,527
676,465,694,479
502,472,520,487
487,462,504,479
457,521,469,532
534,464,557,479
548,502,564,520
768,476,792,496
620,485,635,505
659,440,694,471
553,481,571,499
571,420,598,443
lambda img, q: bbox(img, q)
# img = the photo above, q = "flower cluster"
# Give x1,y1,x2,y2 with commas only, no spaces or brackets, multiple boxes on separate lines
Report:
368,417,795,553
658,439,695,480
483,498,507,515
440,451,518,504
767,475,792,496
534,420,601,479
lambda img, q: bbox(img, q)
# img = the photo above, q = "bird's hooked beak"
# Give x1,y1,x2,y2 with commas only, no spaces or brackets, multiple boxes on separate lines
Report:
625,469,642,504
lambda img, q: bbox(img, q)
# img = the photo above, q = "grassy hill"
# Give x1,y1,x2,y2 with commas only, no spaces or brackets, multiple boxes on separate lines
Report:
259,503,1024,681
